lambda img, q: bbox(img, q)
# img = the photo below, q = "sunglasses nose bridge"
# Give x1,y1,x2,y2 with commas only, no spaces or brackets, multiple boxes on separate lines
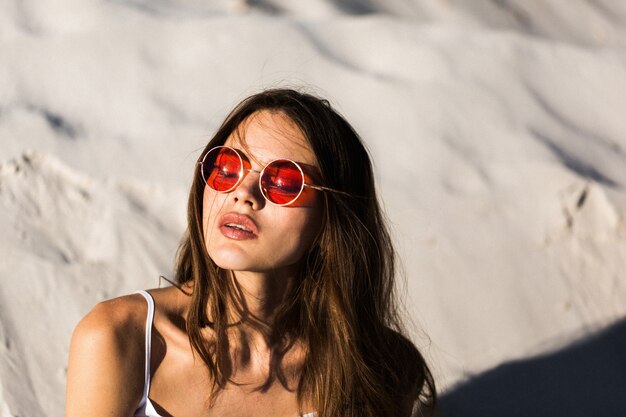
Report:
241,167,262,191
243,167,262,176
231,166,265,207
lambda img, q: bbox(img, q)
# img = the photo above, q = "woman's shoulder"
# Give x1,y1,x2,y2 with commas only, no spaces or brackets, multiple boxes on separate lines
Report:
68,286,187,368
68,292,154,385
74,292,150,342
74,286,186,335
66,292,154,416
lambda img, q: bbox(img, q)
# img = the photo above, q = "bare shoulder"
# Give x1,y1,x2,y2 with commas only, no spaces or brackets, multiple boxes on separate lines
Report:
66,293,149,417
72,293,148,351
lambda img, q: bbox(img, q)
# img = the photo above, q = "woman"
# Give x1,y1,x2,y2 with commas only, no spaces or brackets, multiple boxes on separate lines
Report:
66,88,437,417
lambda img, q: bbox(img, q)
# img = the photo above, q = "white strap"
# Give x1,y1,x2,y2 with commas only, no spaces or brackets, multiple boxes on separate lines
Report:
135,290,155,398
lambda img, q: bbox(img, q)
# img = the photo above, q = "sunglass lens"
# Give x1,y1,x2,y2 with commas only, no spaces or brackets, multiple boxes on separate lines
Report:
202,147,242,192
260,160,304,205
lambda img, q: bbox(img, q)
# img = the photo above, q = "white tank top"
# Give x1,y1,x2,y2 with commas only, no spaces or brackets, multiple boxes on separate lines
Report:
133,290,161,417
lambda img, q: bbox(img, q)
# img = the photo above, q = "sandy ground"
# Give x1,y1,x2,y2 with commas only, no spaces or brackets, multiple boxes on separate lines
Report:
1,1,625,416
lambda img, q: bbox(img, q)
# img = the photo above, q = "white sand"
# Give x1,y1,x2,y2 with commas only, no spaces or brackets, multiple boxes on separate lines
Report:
1,1,625,415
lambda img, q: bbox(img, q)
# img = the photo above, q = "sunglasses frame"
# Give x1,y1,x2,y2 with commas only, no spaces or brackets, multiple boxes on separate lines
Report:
198,146,334,206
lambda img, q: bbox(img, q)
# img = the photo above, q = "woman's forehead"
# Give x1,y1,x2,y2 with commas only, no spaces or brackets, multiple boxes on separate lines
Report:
225,110,317,166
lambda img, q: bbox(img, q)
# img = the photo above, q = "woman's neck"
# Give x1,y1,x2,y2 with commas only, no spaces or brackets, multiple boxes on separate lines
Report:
228,267,298,327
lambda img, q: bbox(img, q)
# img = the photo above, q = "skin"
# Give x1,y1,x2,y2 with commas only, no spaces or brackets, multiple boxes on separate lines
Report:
66,110,321,417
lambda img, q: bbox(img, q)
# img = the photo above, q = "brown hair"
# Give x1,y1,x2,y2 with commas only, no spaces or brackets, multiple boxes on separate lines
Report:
174,88,436,416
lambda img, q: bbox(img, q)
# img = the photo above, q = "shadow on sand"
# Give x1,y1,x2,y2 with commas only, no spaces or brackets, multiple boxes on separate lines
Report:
439,317,626,417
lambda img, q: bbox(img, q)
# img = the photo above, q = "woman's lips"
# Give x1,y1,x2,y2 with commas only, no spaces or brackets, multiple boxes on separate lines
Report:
218,212,259,240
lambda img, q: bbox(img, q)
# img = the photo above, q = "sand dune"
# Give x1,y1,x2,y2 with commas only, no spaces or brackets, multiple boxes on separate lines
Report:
1,1,625,416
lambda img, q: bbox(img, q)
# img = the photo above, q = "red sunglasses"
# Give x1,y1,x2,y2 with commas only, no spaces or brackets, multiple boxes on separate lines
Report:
199,146,334,206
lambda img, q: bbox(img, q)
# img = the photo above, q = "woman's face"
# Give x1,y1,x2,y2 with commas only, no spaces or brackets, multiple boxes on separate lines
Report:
202,110,323,274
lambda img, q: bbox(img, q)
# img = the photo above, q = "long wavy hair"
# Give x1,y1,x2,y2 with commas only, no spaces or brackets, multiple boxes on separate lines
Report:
173,88,436,417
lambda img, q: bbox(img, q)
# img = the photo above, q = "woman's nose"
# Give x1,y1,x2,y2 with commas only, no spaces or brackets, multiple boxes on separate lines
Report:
231,169,265,210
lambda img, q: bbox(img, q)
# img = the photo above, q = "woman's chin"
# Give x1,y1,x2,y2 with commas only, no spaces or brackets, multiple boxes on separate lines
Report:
210,252,302,275
207,246,262,271
211,254,252,271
